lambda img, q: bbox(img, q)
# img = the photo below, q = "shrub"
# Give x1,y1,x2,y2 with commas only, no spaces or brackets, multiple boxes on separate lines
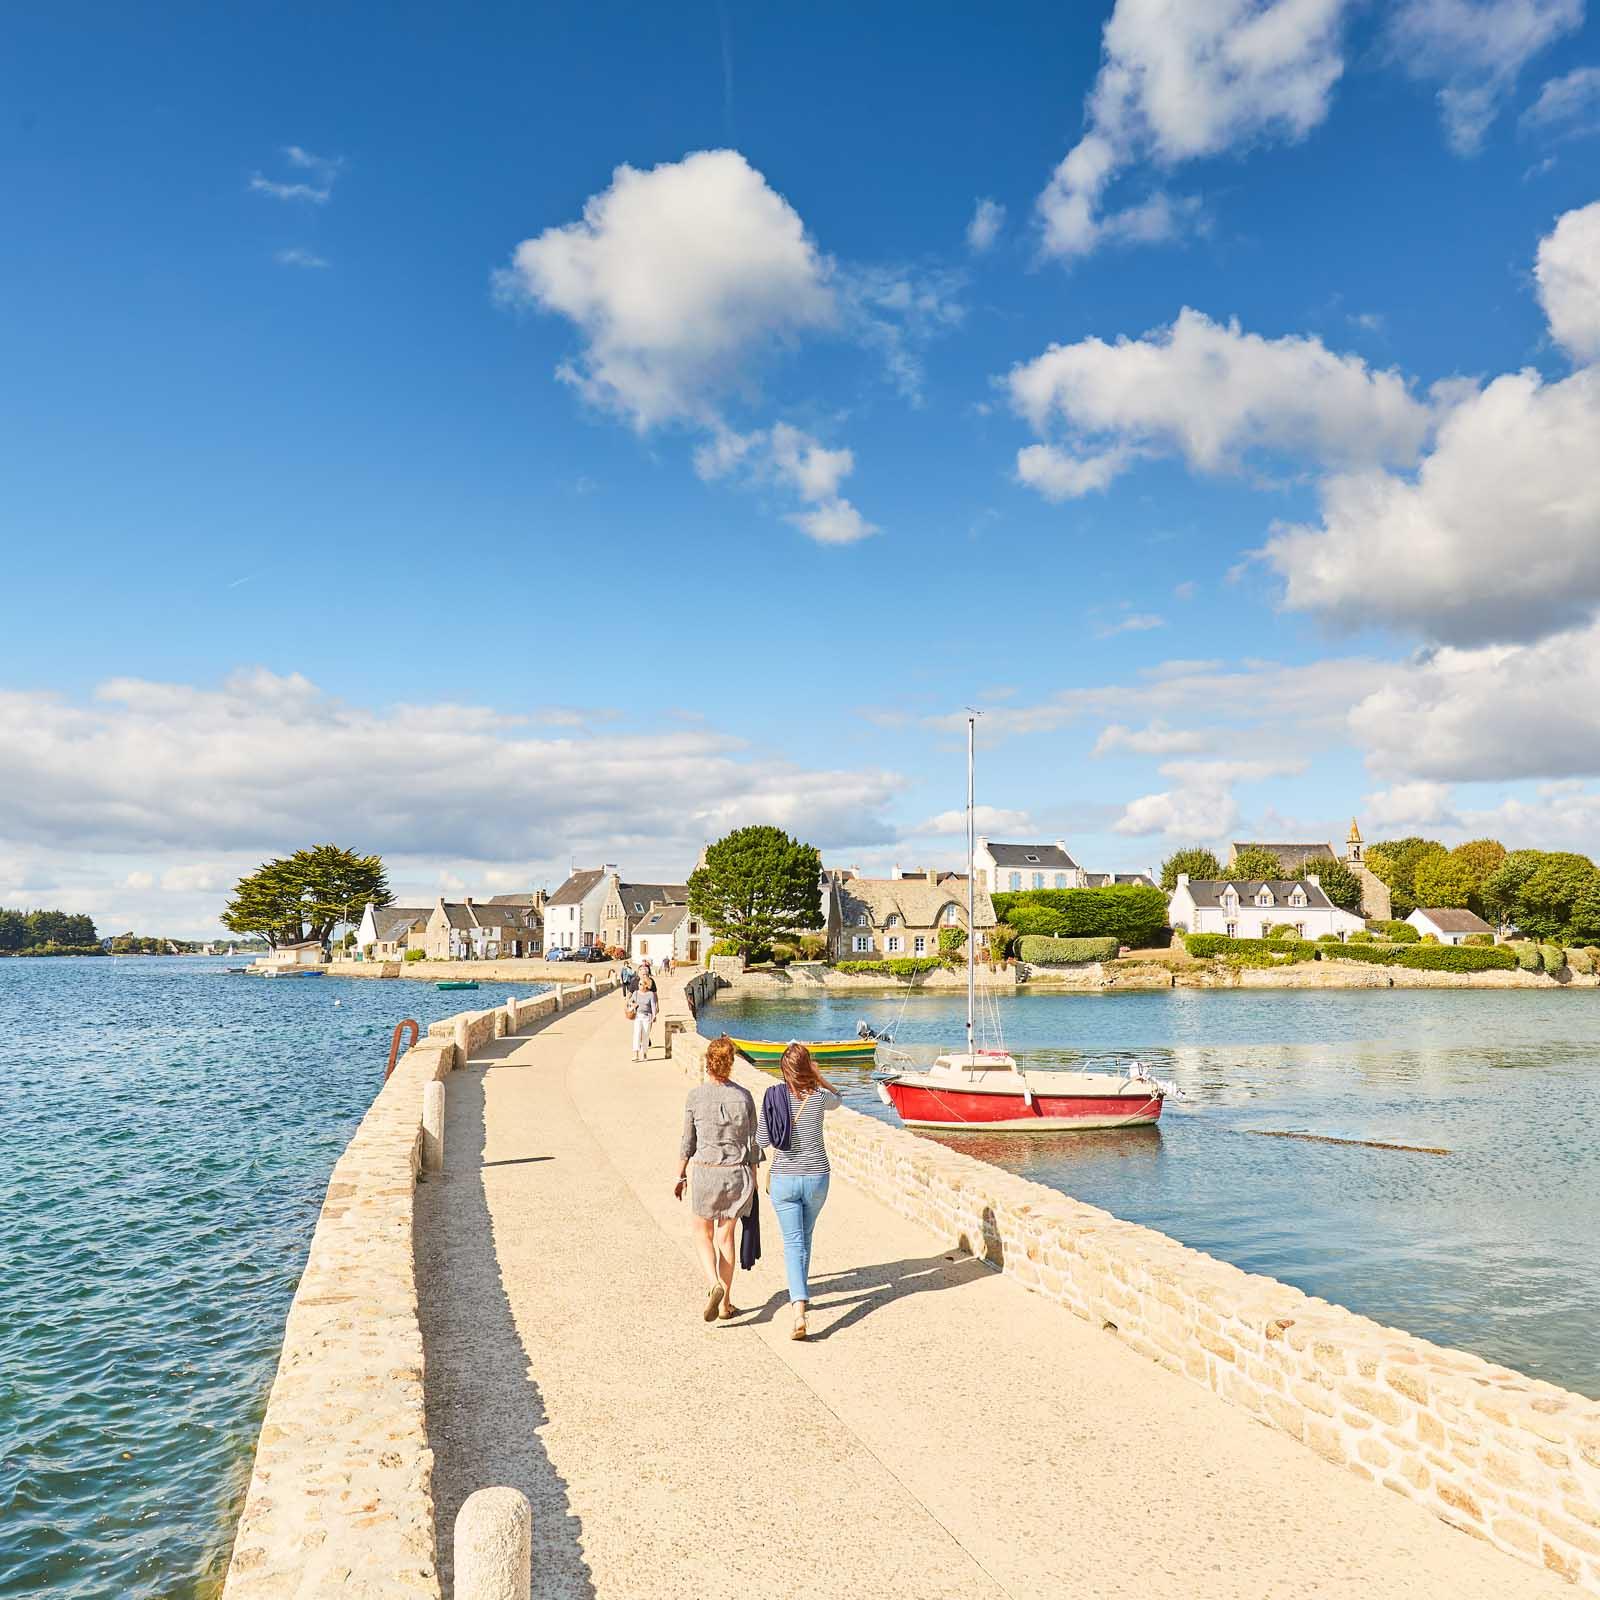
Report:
1182,934,1315,964
990,885,1168,948
708,940,740,958
938,926,967,959
1565,946,1593,974
1268,923,1302,940
834,957,943,978
1462,933,1494,946
1512,942,1542,972
1017,935,1120,965
1419,932,1440,944
1315,932,1342,943
985,922,1015,963
1370,920,1420,943
1397,944,1516,973
1346,929,1375,944
797,933,829,961
1539,943,1566,974
1321,943,1405,966
404,948,426,962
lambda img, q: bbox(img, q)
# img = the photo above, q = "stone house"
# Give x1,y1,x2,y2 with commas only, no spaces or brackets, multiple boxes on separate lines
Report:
975,838,1084,892
1407,907,1494,945
1168,874,1365,941
354,903,431,960
628,902,711,964
825,868,996,961
423,897,541,960
599,874,689,954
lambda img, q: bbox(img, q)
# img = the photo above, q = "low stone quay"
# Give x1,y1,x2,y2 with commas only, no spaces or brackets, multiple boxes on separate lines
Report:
221,971,1600,1597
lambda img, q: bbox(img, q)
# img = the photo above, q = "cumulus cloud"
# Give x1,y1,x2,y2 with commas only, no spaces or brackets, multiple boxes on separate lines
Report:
788,502,878,546
1522,63,1600,135
694,421,876,545
1007,309,1436,497
1387,0,1583,154
1092,720,1217,756
1535,199,1600,361
1036,0,1351,259
915,805,1032,835
1112,755,1307,840
498,149,835,429
0,671,906,932
1359,780,1461,829
1266,363,1600,645
966,197,1006,251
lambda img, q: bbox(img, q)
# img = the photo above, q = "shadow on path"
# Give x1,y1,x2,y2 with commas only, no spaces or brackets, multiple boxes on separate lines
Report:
744,1249,993,1341
416,1062,596,1600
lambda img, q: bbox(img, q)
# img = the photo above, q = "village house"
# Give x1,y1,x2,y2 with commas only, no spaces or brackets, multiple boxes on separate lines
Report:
1168,873,1366,941
1081,871,1157,888
974,838,1084,892
628,902,711,965
824,867,996,961
1226,821,1391,920
544,867,614,952
599,873,689,953
423,896,541,960
354,903,431,960
1407,907,1495,945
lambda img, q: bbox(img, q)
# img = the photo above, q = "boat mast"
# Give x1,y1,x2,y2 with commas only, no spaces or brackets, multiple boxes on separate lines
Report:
966,711,976,1065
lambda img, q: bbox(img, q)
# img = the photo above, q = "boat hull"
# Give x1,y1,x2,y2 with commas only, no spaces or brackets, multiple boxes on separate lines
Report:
882,1073,1163,1132
731,1037,878,1066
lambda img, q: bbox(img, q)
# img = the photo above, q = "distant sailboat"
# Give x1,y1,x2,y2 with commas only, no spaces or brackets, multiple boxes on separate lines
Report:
874,714,1168,1132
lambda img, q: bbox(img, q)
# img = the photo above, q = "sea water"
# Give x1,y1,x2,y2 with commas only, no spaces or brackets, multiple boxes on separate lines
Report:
0,957,548,1600
702,986,1600,1398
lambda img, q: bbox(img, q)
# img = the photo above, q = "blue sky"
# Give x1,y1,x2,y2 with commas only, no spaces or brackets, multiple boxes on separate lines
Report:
4,1,1600,935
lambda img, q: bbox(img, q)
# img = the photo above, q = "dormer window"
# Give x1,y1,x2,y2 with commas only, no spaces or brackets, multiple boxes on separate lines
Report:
1289,888,1306,907
856,911,870,927
940,903,960,926
1257,890,1274,907
885,913,903,928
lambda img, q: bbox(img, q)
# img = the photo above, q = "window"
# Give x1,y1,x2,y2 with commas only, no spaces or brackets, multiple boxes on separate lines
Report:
913,935,926,954
1260,922,1272,938
886,913,903,928
1225,921,1237,937
856,911,870,927
1008,872,1021,890
1054,873,1067,888
1257,891,1273,907
1032,872,1044,889
1025,853,1039,863
853,934,872,952
886,935,902,953
1296,923,1305,938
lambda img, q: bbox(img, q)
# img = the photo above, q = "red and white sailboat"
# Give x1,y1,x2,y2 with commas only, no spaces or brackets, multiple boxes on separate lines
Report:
875,714,1169,1133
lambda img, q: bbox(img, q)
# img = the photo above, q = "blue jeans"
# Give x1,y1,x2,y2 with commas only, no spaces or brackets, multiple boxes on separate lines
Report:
769,1172,830,1303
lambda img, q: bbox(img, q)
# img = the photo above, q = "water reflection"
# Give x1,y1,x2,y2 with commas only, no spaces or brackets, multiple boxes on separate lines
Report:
706,987,1600,1397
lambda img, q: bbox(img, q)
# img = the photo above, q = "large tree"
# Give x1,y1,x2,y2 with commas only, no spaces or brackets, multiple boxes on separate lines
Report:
687,826,822,961
1364,836,1447,920
1159,846,1221,892
1229,846,1283,880
221,845,390,948
0,910,25,951
1514,853,1599,942
1480,849,1546,928
1412,851,1479,910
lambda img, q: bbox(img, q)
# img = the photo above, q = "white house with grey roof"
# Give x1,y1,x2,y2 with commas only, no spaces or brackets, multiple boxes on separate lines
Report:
975,838,1085,892
1407,907,1495,945
1168,874,1364,941
630,902,707,964
545,866,614,951
355,903,431,960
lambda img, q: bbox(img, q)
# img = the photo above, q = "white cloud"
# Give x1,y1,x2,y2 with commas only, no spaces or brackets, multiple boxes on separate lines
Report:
769,422,854,501
0,671,907,935
123,870,155,891
250,147,341,205
1098,613,1166,637
1007,309,1436,496
1360,780,1460,829
284,146,342,181
1112,755,1306,840
1535,199,1600,361
275,248,329,270
1266,363,1600,645
1036,0,1351,259
1522,63,1600,133
915,805,1032,835
788,501,877,546
496,149,835,430
250,176,331,204
1349,620,1600,781
1387,0,1584,153
838,264,966,406
1093,720,1217,756
966,197,1006,251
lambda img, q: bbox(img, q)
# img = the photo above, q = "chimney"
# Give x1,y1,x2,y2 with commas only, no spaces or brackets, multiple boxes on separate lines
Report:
1176,873,1189,889
464,895,473,906
1305,873,1320,887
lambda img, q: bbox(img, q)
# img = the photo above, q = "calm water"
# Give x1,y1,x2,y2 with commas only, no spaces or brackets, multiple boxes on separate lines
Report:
704,987,1600,1397
1,957,549,1600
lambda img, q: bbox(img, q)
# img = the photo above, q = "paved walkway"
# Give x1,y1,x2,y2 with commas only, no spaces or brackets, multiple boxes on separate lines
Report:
416,991,1568,1600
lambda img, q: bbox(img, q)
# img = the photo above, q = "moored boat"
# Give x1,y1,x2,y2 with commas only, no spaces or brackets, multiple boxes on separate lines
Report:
731,1035,878,1067
436,980,480,990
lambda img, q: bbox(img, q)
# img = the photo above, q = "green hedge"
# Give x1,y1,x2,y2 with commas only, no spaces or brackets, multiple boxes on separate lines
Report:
1512,943,1542,972
991,885,1167,948
1321,944,1405,965
1369,920,1420,943
1016,935,1121,965
834,957,943,977
1539,943,1566,974
403,948,426,962
1324,943,1516,972
1182,935,1316,964
1568,947,1595,975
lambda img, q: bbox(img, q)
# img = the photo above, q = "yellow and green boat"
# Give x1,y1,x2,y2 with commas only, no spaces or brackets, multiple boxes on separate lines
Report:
731,1036,879,1067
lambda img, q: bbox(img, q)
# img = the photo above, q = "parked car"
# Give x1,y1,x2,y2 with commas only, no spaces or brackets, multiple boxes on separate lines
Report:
573,945,609,962
543,947,567,961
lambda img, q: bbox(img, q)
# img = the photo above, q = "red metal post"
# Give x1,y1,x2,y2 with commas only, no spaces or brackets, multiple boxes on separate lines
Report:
386,1018,420,1080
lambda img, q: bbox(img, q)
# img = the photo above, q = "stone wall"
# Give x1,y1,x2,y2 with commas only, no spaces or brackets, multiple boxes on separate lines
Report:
221,977,615,1600
331,957,621,985
670,1029,1600,1591
725,964,1018,995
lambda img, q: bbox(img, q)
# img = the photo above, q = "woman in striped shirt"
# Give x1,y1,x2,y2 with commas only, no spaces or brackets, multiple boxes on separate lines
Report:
756,1042,842,1341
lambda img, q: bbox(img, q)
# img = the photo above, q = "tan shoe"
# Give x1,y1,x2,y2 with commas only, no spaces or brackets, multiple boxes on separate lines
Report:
719,1297,739,1320
703,1283,725,1323
791,1304,808,1341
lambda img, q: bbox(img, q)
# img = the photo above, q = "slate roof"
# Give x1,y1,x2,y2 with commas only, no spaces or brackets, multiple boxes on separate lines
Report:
984,841,1079,870
486,892,542,906
618,881,688,915
834,873,996,930
373,906,430,941
1412,907,1493,934
1178,878,1337,911
1083,872,1157,888
549,868,606,906
1228,842,1337,872
636,903,688,935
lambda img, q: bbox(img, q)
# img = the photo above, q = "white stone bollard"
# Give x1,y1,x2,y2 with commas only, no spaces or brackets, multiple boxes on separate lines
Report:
504,997,517,1035
453,1016,471,1067
454,1486,531,1600
421,1081,445,1173
554,983,566,1008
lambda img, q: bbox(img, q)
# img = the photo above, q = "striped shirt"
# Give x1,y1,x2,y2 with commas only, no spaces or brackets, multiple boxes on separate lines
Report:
756,1086,841,1178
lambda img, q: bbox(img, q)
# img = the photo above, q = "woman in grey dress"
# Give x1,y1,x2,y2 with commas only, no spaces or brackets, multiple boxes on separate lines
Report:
674,1034,761,1322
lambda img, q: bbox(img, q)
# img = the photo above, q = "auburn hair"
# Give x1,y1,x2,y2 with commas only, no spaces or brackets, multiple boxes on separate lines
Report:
779,1041,820,1098
705,1034,736,1082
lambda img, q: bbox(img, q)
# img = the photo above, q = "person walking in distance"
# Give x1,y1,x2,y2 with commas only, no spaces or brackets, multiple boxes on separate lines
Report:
673,1034,760,1322
757,1042,841,1341
630,971,658,1060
